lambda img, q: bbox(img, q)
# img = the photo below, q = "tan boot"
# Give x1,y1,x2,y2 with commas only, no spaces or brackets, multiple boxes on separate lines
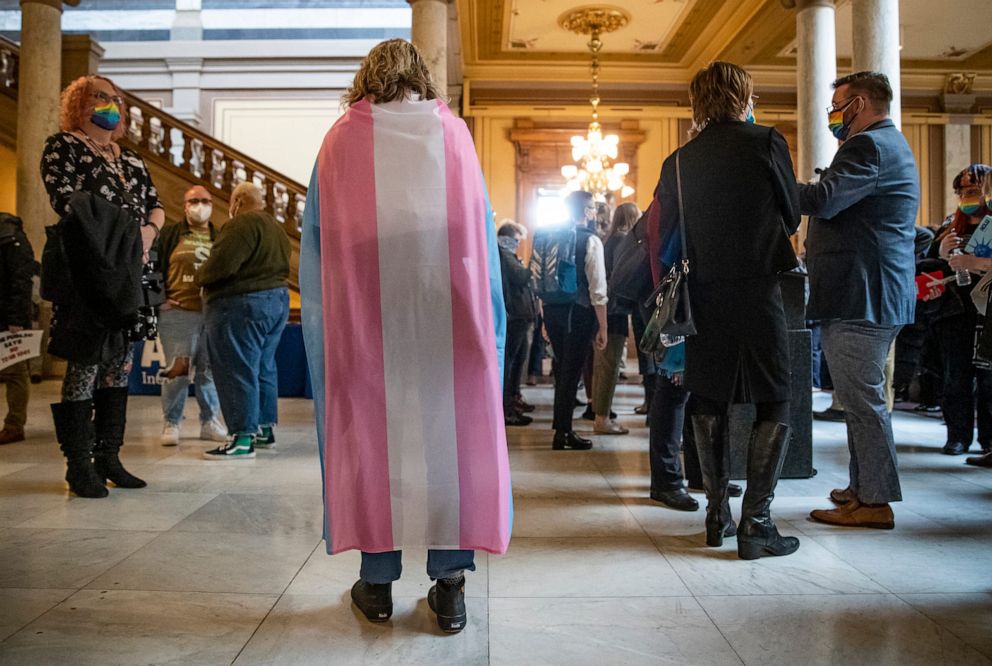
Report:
810,499,894,529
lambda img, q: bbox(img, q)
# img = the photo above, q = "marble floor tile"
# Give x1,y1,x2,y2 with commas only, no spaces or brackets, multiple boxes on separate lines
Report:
234,593,489,665
489,597,740,666
510,497,645,537
122,461,255,494
0,588,74,641
653,530,886,597
900,593,992,659
0,589,277,665
0,528,159,589
285,548,490,598
0,462,35,479
172,493,324,536
489,537,690,598
213,462,324,496
698,593,990,666
86,531,319,594
808,532,992,594
17,491,217,531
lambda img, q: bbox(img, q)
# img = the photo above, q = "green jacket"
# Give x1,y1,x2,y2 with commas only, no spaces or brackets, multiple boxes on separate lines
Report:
195,210,290,304
153,218,217,297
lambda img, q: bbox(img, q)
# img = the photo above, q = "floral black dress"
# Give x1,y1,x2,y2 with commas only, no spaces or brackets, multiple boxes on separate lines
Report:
41,131,162,401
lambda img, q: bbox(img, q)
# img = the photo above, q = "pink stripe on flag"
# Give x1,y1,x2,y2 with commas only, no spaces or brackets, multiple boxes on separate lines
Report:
440,102,511,553
319,101,394,553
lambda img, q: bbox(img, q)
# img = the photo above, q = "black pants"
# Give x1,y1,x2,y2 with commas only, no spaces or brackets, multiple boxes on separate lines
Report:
545,303,598,432
527,312,544,378
504,319,532,414
649,374,688,493
934,313,992,447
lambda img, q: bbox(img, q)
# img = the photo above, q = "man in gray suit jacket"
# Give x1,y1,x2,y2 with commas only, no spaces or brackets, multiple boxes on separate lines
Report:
801,71,920,530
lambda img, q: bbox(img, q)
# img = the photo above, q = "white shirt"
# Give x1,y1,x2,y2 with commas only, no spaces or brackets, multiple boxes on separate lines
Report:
584,234,608,307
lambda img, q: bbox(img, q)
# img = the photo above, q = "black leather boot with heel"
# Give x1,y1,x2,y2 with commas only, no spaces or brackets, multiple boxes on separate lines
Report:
737,421,800,560
690,414,737,547
92,387,146,489
52,400,108,499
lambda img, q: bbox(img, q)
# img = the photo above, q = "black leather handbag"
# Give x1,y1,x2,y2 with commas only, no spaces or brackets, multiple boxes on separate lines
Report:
640,151,696,354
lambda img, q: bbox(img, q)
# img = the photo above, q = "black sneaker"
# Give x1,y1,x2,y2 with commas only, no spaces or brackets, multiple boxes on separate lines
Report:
505,412,533,427
351,579,392,623
942,441,969,456
428,576,467,633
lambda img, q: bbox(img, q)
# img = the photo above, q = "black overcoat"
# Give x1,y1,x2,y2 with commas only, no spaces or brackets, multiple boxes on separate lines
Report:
656,121,800,403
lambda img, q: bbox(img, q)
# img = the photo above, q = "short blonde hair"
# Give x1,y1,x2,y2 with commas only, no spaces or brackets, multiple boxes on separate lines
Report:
230,182,265,214
689,61,753,132
342,39,442,108
60,75,127,141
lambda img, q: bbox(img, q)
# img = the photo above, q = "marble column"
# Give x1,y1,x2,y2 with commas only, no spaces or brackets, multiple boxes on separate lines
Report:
407,0,448,98
851,0,901,128
16,0,64,258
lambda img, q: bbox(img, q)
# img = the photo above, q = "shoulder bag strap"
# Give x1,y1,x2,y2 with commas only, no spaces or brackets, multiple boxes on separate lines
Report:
675,150,689,274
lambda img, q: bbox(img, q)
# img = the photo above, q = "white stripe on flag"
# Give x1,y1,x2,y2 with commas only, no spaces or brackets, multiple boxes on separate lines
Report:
372,100,461,547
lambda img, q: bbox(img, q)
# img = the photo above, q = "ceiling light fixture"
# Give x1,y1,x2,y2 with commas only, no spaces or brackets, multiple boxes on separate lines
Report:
558,6,634,199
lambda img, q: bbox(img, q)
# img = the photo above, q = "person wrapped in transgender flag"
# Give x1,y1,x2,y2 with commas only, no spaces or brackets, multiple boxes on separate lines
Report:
299,43,512,567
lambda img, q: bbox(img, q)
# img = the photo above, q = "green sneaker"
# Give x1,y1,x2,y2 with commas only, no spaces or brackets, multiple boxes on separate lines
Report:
203,434,256,460
255,425,276,449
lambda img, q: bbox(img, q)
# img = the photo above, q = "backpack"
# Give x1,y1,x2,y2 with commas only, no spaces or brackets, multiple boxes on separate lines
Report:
533,226,578,304
608,209,653,308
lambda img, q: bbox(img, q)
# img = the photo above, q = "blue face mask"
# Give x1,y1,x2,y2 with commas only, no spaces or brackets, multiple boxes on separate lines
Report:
745,104,756,124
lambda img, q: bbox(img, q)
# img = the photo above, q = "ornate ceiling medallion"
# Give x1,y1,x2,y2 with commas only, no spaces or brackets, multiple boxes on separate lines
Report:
557,6,632,37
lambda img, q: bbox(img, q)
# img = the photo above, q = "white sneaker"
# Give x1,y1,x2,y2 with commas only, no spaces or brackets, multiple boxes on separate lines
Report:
161,423,180,447
200,419,228,442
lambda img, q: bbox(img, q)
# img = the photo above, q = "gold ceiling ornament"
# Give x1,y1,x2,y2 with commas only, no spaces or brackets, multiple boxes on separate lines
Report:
558,6,634,199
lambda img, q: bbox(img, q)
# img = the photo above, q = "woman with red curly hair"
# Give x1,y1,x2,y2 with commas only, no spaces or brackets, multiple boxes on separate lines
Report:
40,75,164,498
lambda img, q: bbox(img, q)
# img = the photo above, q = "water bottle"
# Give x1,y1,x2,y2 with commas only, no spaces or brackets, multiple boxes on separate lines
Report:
952,249,972,287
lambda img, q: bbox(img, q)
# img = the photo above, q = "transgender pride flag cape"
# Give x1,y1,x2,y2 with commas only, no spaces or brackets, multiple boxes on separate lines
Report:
300,97,511,555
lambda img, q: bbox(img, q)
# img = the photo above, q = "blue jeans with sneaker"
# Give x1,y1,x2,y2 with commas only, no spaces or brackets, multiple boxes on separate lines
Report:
204,287,289,436
821,319,903,504
158,307,221,426
360,550,476,584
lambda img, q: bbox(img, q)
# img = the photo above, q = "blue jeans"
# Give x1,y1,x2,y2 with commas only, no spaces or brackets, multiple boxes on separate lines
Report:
158,307,220,425
204,288,289,436
821,320,903,504
360,550,476,584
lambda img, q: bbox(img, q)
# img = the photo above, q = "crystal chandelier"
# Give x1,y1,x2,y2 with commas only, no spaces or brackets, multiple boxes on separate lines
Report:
559,8,634,199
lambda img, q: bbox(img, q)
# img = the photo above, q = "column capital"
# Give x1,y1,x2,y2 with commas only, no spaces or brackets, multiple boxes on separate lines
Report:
780,0,834,10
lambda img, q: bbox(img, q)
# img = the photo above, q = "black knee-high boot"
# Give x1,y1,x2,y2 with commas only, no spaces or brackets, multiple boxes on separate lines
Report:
92,387,146,489
737,421,799,560
52,400,108,498
690,414,737,546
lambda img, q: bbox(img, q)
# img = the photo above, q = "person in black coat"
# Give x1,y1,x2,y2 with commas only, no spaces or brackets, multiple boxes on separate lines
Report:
654,62,801,560
498,221,538,426
0,213,37,445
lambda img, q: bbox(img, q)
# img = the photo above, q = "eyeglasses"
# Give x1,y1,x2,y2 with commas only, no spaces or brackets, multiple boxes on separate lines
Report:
958,186,984,198
826,96,859,114
185,198,212,205
91,90,124,107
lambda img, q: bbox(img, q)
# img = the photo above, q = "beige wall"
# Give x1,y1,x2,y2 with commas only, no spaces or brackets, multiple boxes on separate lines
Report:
0,143,16,214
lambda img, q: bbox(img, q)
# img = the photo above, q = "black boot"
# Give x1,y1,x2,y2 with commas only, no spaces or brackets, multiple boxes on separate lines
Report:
691,414,737,547
350,579,393,622
52,400,107,499
737,421,800,560
428,576,467,633
92,387,146,489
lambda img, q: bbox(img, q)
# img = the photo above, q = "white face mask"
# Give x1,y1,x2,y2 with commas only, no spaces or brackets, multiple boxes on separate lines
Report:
187,203,212,224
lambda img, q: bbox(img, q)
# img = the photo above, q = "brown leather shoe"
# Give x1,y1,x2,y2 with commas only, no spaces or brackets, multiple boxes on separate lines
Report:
810,500,894,529
965,451,992,468
829,486,856,505
0,427,25,445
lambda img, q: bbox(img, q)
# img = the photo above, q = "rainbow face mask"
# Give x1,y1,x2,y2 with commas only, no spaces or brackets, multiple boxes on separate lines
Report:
827,98,857,141
91,101,121,131
959,198,983,216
